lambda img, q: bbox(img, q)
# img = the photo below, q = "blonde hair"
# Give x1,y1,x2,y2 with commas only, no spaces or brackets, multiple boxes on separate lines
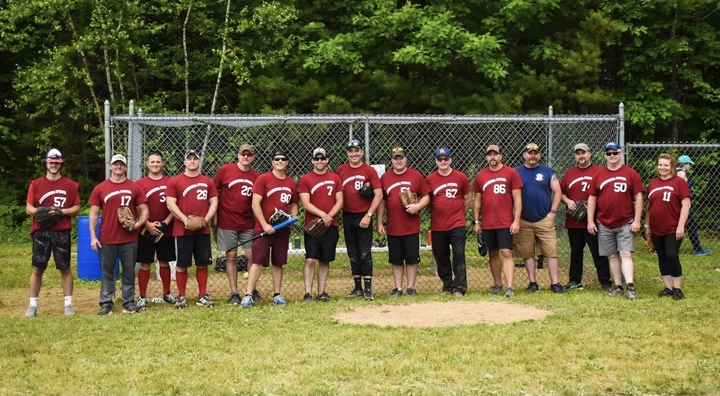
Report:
658,153,677,177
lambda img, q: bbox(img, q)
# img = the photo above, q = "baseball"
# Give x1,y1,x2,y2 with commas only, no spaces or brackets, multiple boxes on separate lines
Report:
243,272,249,279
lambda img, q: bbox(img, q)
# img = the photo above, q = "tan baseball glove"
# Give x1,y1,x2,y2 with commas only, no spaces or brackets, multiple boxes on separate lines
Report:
645,231,655,253
185,215,208,231
118,206,136,232
304,217,328,238
400,190,419,208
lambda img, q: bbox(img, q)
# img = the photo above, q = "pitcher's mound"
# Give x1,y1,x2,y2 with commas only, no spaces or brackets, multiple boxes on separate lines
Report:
334,300,551,327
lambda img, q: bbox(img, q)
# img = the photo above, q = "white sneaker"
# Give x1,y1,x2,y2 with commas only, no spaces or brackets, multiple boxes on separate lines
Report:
64,305,76,316
25,306,37,317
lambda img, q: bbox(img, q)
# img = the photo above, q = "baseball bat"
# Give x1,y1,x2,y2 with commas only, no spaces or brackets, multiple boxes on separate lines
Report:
227,216,299,252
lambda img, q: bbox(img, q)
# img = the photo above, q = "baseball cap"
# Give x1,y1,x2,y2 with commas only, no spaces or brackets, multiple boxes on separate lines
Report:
347,140,362,149
574,143,591,152
678,155,694,165
238,144,255,154
486,145,501,154
184,149,201,159
45,148,64,163
312,148,327,158
111,154,127,165
273,150,289,159
524,143,540,153
434,147,452,158
391,147,406,158
604,141,621,151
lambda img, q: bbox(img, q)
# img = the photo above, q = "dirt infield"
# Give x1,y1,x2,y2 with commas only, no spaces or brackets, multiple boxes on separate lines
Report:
333,300,551,327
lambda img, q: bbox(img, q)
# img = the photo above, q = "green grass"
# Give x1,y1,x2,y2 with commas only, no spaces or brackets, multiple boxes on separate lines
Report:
1,242,719,395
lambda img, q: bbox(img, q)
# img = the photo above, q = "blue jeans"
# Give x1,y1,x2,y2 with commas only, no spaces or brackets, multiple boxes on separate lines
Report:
99,241,137,308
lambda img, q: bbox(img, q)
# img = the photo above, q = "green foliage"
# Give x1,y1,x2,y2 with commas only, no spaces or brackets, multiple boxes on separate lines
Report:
0,205,31,244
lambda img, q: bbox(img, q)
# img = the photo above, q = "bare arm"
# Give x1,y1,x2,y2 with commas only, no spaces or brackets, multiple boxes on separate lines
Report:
134,203,149,230
377,199,386,235
677,197,691,240
587,195,597,234
472,192,482,234
511,188,522,234
548,175,562,217
165,196,187,225
631,192,643,232
89,205,101,251
251,193,273,234
205,196,219,223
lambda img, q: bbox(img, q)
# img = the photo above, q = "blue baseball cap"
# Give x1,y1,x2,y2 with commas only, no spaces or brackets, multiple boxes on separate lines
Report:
604,142,621,151
434,147,452,158
678,155,694,165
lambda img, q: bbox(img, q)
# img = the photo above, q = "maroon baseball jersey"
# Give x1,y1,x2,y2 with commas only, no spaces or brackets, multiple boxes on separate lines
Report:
560,164,600,229
166,173,218,236
380,168,430,236
88,179,148,244
136,175,173,237
27,176,81,234
588,164,644,229
253,172,298,233
214,163,260,231
425,169,471,231
647,176,691,236
336,162,381,213
298,170,343,226
472,165,523,230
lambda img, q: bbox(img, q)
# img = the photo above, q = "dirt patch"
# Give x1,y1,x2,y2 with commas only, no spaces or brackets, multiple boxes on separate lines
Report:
333,300,551,327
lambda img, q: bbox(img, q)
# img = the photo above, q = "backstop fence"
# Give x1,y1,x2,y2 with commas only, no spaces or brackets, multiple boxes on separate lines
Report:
103,102,715,301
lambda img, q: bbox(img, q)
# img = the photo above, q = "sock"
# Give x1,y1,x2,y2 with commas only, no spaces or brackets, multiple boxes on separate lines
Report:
159,265,171,294
354,277,362,290
627,283,635,290
30,297,38,307
177,270,188,296
138,268,151,297
273,293,280,297
64,296,72,307
363,278,372,291
197,267,208,296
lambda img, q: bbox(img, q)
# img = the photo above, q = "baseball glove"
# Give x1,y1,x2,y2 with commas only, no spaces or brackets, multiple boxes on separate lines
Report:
304,217,328,238
645,231,655,253
269,207,292,226
567,200,588,221
358,182,375,200
477,233,488,257
400,190,419,208
35,206,63,229
117,206,137,232
140,227,163,243
185,215,207,231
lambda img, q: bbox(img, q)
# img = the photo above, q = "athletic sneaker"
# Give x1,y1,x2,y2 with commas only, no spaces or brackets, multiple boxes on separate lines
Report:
672,288,685,301
64,305,76,316
25,306,37,318
488,284,503,295
607,286,624,297
658,288,674,297
252,289,263,303
625,288,639,300
694,248,711,256
452,290,464,298
347,288,363,298
566,281,584,290
136,297,148,311
272,294,287,305
163,293,177,304
526,282,539,293
601,284,612,294
174,296,187,309
550,283,567,294
405,288,418,297
122,304,140,314
228,293,242,306
197,294,215,307
317,292,331,302
98,305,113,316
363,289,375,301
240,294,253,308
302,293,312,303
389,288,403,297
504,288,515,298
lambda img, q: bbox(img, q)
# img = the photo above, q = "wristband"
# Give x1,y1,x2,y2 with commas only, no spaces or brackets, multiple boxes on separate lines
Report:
473,220,481,224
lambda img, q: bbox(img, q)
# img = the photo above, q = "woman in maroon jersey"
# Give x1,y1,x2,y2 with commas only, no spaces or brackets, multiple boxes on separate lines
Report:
645,153,691,301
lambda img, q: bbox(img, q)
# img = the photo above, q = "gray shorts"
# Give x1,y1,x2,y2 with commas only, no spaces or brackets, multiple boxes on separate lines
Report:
216,228,253,252
598,221,635,256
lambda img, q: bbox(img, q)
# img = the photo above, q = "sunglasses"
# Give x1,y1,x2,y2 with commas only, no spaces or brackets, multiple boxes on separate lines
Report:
273,157,288,162
436,157,450,162
605,151,620,157
312,157,327,161
239,152,254,157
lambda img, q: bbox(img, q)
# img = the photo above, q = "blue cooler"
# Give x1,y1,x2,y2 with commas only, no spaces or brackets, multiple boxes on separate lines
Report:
77,216,119,281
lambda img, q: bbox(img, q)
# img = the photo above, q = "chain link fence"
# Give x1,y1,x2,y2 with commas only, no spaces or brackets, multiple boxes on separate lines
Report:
107,102,630,300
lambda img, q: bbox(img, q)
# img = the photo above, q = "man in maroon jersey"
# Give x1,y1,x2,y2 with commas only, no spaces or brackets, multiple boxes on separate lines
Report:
336,139,383,301
473,145,523,298
89,154,149,315
25,149,81,317
135,150,176,310
166,149,219,308
587,142,644,300
241,150,299,308
426,147,471,297
299,148,344,302
377,147,431,297
214,143,261,306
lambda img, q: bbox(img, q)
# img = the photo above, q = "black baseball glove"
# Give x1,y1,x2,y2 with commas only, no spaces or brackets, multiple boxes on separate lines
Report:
567,200,588,221
477,233,488,257
358,182,375,200
269,207,292,226
35,206,63,229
